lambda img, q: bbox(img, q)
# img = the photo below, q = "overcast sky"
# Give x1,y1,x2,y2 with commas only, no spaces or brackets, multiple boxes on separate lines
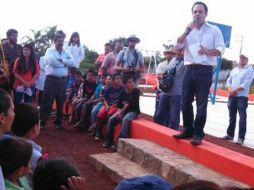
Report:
1,0,253,62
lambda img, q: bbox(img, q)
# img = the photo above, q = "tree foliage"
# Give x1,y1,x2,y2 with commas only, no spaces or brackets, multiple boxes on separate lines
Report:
108,37,127,48
220,58,233,70
21,25,58,56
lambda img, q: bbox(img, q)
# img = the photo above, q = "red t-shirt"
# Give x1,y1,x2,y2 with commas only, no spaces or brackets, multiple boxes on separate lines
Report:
13,58,40,89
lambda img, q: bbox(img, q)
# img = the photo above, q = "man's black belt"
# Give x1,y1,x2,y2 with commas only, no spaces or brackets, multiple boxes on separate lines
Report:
47,75,67,79
186,64,213,69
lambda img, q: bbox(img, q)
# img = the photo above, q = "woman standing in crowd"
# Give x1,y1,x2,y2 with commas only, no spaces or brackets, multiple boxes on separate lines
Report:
13,43,39,104
65,32,85,69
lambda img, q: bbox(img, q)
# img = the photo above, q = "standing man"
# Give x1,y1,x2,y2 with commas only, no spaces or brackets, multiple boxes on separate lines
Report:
154,47,185,129
115,35,144,86
40,31,74,129
0,29,22,91
101,41,123,76
173,1,225,145
221,54,254,145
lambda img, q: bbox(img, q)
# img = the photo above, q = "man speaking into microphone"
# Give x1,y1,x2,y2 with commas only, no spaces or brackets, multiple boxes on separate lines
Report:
173,1,225,145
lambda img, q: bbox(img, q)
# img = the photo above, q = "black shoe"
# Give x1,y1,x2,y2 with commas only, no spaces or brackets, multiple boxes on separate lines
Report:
190,138,202,145
220,135,233,141
173,133,193,139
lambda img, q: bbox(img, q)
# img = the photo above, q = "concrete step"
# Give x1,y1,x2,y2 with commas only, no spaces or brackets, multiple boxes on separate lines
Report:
117,138,250,188
89,152,152,184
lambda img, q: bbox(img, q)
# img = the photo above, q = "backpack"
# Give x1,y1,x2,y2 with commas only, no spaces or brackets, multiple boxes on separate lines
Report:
158,58,182,92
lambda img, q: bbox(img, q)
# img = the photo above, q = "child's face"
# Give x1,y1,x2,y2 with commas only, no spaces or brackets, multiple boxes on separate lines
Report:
113,76,122,86
126,78,134,90
86,73,95,82
106,76,112,86
68,70,75,77
76,74,83,82
100,77,106,85
0,98,15,134
19,158,32,177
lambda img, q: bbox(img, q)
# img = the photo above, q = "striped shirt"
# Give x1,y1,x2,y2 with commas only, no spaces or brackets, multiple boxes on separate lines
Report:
2,43,22,71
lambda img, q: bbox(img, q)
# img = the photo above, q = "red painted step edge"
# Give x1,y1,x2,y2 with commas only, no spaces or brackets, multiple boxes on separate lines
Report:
130,119,254,187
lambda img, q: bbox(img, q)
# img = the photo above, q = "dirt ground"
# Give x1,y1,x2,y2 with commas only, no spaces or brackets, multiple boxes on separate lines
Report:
35,118,115,190
35,115,254,190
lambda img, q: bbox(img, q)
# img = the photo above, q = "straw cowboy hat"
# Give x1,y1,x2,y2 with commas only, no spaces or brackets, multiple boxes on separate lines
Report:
163,45,176,55
127,35,140,43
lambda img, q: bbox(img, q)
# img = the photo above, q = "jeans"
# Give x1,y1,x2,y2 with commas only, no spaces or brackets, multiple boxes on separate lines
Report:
182,65,213,139
227,96,248,140
154,93,181,129
105,112,138,145
91,102,103,124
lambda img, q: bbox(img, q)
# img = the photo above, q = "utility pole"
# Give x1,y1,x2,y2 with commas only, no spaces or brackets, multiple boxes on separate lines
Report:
239,35,244,56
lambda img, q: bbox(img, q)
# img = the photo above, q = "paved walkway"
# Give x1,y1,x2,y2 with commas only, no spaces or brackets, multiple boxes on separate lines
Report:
140,95,254,149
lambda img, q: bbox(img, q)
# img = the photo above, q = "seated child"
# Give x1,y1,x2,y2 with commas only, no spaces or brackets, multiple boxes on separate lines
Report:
65,70,83,119
103,75,140,148
32,159,85,190
0,137,33,190
11,103,46,185
94,73,123,139
88,75,112,136
72,69,97,130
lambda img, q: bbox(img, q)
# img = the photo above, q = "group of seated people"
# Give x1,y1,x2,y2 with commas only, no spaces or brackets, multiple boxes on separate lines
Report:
63,68,140,149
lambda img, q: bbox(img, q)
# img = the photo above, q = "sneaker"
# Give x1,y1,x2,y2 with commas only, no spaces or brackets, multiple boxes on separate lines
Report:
88,124,97,132
220,135,233,141
235,138,244,145
88,130,96,136
94,136,100,140
111,144,118,151
102,141,111,148
73,121,81,128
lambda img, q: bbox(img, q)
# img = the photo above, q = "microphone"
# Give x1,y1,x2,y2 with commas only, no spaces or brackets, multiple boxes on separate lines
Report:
184,18,197,35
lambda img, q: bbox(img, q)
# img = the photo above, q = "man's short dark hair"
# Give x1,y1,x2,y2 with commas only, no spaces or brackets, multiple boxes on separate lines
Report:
54,30,66,42
112,73,122,81
6,29,18,38
86,69,96,76
105,43,113,49
0,89,11,116
0,137,32,177
33,159,80,190
122,74,134,85
191,1,208,14
12,103,39,137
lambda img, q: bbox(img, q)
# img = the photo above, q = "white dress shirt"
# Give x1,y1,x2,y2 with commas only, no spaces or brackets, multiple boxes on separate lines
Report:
45,47,74,77
176,22,225,66
226,64,254,97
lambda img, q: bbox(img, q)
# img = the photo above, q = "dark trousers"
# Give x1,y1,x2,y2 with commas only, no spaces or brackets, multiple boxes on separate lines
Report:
182,65,213,139
40,76,67,125
154,93,181,129
227,96,248,140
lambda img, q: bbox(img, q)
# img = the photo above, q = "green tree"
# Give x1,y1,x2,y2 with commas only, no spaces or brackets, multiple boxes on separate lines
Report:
220,58,233,70
21,25,58,56
79,46,98,71
108,37,127,48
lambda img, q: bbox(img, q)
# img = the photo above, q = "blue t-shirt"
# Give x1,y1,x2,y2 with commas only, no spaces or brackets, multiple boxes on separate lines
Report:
104,85,124,106
67,76,76,89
